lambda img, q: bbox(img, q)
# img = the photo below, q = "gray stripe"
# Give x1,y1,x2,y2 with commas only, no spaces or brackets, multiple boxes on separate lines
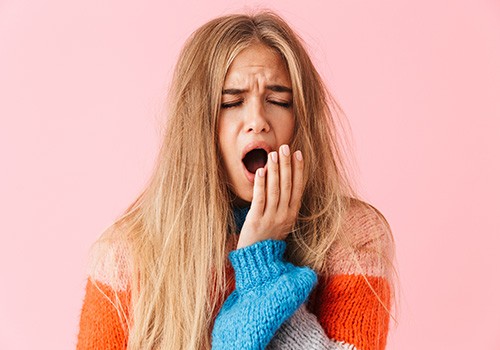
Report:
267,304,357,350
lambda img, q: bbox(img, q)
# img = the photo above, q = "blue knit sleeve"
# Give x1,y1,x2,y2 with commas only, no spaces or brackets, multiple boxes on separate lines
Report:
211,239,318,350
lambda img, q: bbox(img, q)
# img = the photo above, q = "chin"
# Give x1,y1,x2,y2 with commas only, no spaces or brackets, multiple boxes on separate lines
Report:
233,189,252,207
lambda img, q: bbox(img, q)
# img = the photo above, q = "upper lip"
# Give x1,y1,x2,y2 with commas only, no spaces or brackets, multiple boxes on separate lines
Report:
241,141,273,160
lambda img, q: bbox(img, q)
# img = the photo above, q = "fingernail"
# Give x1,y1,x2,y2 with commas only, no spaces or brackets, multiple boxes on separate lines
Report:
270,152,278,163
258,168,265,177
295,151,303,161
282,144,290,156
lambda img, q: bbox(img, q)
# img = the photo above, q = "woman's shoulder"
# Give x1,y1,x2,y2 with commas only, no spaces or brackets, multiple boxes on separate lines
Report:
325,197,395,277
341,198,394,248
86,224,133,291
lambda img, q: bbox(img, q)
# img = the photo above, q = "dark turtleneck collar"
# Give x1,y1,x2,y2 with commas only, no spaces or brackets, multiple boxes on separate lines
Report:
232,205,250,233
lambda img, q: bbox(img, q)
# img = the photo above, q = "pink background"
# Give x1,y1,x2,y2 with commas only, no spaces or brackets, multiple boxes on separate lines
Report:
1,0,499,349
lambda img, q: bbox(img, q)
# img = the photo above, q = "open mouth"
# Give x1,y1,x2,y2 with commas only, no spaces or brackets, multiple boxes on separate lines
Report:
242,148,268,174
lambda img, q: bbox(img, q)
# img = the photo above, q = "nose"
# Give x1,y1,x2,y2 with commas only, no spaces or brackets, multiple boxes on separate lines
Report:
245,99,270,134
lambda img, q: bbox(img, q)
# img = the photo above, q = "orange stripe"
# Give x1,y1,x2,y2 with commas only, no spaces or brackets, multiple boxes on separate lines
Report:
77,278,130,350
308,274,391,350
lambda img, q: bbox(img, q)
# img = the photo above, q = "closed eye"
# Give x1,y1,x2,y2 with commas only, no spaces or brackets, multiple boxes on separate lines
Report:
221,100,292,109
269,100,292,108
221,100,243,109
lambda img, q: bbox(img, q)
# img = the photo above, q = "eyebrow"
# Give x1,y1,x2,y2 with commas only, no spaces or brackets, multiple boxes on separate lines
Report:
222,85,292,95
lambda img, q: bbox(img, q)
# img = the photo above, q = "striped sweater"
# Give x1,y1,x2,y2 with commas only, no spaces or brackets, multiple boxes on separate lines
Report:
77,199,394,349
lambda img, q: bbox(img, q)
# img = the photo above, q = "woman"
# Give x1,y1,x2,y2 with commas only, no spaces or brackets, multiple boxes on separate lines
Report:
77,10,397,350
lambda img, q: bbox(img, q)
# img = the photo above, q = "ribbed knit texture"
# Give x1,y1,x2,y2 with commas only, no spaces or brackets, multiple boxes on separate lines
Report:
211,239,317,350
229,239,289,290
77,279,130,349
267,304,357,350
77,199,393,350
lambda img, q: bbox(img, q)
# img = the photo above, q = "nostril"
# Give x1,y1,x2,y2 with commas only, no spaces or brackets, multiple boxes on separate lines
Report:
248,125,269,133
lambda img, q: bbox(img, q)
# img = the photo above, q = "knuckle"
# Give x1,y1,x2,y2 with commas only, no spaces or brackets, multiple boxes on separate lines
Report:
282,179,292,191
270,187,280,197
255,195,265,204
277,212,293,224
275,217,286,228
281,155,291,165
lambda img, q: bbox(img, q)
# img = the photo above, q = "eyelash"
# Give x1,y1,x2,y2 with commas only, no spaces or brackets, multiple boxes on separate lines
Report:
220,100,292,109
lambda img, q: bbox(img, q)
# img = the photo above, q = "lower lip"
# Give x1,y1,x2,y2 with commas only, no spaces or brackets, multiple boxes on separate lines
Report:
243,163,255,184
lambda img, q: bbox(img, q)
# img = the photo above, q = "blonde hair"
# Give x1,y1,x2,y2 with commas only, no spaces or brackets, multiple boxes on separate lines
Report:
89,10,398,349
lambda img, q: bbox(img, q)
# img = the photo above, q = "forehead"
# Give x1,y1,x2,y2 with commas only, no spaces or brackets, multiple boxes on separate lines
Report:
224,44,291,86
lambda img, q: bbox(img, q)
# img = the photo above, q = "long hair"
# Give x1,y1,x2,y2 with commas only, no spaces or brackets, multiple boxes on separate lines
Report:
89,10,398,349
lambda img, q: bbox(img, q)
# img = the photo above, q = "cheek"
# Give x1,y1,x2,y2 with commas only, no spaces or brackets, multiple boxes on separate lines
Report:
217,120,237,161
287,119,295,139
278,114,296,143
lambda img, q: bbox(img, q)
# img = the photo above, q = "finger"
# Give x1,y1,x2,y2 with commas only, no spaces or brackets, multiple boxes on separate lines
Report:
289,150,305,214
250,167,266,216
278,144,292,211
265,151,280,212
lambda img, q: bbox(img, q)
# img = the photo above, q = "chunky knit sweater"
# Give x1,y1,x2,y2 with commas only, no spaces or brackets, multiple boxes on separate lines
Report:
77,199,394,349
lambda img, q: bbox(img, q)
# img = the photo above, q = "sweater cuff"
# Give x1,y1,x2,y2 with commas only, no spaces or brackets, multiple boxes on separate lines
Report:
229,239,289,291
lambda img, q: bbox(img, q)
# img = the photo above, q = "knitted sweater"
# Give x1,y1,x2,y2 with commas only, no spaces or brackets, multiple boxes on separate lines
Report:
77,199,394,349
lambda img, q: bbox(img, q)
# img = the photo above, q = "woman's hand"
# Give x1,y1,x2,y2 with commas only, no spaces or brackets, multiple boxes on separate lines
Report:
237,144,305,249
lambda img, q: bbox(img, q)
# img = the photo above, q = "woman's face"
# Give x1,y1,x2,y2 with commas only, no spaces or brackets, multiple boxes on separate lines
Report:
218,43,295,206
